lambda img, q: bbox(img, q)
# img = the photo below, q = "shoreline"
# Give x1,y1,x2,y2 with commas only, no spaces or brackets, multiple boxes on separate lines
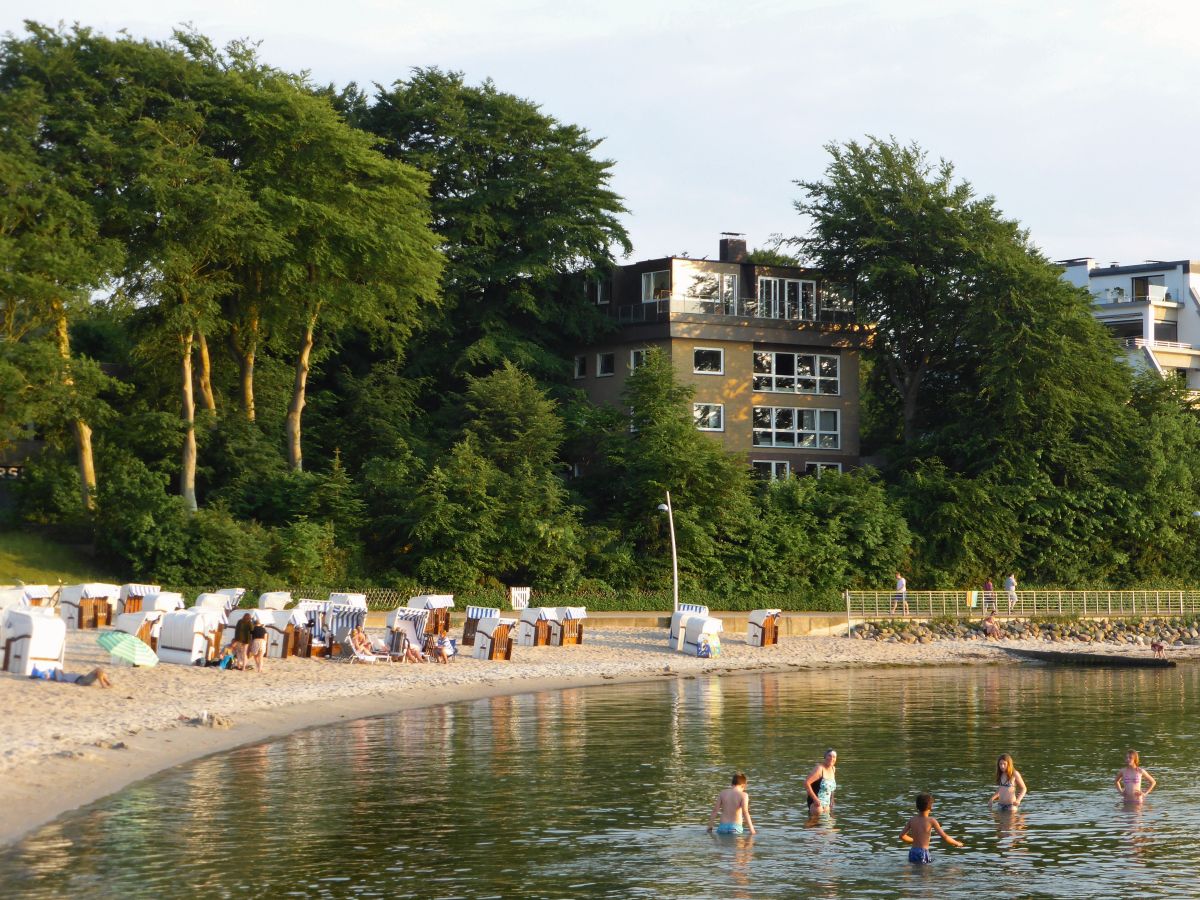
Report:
0,627,1185,849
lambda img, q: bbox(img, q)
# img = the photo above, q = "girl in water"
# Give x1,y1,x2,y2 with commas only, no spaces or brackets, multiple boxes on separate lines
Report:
1115,749,1157,803
988,753,1027,809
805,749,837,817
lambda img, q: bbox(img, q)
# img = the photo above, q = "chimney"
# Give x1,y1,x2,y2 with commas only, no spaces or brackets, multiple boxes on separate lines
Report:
719,233,747,263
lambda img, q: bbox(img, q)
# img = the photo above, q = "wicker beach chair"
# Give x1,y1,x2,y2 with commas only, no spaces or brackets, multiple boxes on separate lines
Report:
747,609,782,647
517,607,559,647
1,607,65,675
472,617,516,661
462,605,499,646
554,607,587,646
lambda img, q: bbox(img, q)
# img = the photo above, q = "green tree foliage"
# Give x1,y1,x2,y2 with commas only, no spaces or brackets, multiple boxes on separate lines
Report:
364,69,630,385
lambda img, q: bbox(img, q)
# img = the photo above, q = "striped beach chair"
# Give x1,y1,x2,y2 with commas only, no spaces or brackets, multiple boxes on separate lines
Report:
748,609,782,647
462,606,499,646
554,607,587,646
327,606,366,649
386,608,430,659
406,595,455,637
118,584,160,616
517,607,559,647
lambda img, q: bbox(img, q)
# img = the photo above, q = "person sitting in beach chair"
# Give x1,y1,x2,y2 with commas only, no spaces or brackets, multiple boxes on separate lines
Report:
348,627,391,664
429,634,457,664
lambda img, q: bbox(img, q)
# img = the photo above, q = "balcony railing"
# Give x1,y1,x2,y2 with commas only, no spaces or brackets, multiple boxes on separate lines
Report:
1096,285,1174,304
1121,338,1195,352
609,294,856,326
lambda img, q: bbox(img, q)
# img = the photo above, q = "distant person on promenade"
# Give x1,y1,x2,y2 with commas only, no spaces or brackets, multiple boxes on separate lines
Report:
989,753,1027,810
805,749,838,819
891,573,909,615
900,792,964,863
983,578,997,613
707,772,757,835
1116,750,1156,804
1004,573,1018,612
981,614,1002,639
249,618,268,673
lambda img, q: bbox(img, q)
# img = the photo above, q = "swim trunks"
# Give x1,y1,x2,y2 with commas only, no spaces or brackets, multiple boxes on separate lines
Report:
715,823,744,835
908,847,932,864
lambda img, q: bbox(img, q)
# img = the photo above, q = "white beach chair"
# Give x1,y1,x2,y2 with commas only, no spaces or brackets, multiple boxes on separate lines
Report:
263,609,308,659
681,616,723,657
748,609,782,647
472,617,516,661
462,605,499,646
118,583,161,616
157,608,225,666
16,585,55,607
668,605,709,650
58,583,120,629
1,606,66,675
216,588,246,610
553,607,587,646
116,609,166,651
407,594,455,637
143,591,186,613
328,592,368,610
517,607,560,647
387,609,429,660
257,591,293,611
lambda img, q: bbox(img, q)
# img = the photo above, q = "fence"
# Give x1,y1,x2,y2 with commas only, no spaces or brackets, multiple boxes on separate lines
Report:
845,590,1200,621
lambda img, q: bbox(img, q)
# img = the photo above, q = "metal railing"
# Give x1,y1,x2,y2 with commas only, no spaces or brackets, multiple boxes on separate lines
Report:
610,294,856,326
1121,337,1195,352
844,589,1200,622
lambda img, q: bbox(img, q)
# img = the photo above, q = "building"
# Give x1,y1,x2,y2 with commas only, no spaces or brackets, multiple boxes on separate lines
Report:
574,235,870,478
1060,257,1200,389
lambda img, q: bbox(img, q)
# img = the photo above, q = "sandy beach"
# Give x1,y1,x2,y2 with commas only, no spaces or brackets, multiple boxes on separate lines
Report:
0,624,1189,848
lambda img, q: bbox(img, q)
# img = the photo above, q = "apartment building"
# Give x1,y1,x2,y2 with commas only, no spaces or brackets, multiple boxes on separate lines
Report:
574,235,870,478
1059,257,1200,388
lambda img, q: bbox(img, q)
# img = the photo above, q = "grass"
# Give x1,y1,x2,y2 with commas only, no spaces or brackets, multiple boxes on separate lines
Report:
0,530,122,586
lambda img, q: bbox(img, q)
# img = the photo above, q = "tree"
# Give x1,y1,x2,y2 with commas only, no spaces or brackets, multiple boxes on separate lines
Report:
363,69,630,389
793,137,1020,445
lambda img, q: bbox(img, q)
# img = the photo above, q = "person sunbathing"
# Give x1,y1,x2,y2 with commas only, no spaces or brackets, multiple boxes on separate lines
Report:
51,667,112,687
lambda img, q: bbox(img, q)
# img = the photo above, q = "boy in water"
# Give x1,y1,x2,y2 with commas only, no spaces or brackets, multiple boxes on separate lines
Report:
899,792,963,863
707,772,757,835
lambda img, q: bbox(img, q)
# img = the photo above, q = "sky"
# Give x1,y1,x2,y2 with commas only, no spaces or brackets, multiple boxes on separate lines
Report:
4,0,1200,265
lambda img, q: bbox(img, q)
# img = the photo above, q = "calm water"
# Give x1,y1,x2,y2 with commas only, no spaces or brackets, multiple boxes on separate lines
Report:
3,665,1200,898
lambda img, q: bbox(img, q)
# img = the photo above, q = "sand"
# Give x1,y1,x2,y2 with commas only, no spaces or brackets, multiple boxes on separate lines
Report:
0,625,1185,847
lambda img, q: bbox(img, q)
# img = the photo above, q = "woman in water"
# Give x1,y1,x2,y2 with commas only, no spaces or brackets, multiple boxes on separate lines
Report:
988,753,1027,809
1115,749,1156,803
805,749,837,817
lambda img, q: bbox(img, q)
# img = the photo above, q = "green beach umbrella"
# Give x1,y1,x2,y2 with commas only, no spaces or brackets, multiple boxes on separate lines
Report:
97,631,159,667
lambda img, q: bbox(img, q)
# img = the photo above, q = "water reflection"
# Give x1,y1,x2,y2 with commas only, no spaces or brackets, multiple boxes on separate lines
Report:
3,666,1200,898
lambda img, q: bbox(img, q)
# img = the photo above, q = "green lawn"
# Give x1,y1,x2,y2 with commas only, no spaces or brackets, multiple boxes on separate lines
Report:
0,531,122,586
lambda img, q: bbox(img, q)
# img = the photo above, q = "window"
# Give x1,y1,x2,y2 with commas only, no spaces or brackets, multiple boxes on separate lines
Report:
597,352,615,377
804,462,842,476
630,349,647,370
685,272,739,312
574,355,587,379
752,407,840,449
595,279,610,305
693,403,724,431
752,460,790,480
756,277,816,319
753,351,839,395
693,347,724,375
641,270,671,301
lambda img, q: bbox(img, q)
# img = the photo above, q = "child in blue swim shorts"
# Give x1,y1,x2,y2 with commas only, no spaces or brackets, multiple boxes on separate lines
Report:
900,792,963,862
707,772,757,835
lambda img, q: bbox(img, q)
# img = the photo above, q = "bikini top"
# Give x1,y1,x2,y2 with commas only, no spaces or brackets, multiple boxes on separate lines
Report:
1122,768,1143,786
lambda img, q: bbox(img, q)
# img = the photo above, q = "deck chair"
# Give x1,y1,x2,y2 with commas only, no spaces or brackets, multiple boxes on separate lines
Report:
554,607,587,646
472,617,515,661
462,606,499,646
747,609,782,647
347,632,391,664
388,611,430,662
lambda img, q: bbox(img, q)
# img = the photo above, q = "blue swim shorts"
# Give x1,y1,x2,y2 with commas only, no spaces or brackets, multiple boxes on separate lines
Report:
715,823,744,835
908,846,932,864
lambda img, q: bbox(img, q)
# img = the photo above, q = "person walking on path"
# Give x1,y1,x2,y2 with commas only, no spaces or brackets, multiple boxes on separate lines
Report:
983,578,997,613
891,573,909,615
1004,573,1018,612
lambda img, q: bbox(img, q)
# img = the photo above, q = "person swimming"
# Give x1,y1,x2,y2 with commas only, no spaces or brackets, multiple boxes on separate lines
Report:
707,772,756,835
988,753,1027,810
1115,749,1156,804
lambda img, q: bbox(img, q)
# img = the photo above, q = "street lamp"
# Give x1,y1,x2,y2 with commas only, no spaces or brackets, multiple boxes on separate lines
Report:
657,491,679,613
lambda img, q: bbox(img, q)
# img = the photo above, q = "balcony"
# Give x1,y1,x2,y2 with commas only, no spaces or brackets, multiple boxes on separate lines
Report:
607,293,857,327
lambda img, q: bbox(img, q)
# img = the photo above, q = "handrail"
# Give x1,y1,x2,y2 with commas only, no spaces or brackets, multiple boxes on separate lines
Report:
1122,338,1195,351
844,589,1200,626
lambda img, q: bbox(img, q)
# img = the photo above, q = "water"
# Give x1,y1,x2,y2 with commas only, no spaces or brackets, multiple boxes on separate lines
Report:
3,665,1200,898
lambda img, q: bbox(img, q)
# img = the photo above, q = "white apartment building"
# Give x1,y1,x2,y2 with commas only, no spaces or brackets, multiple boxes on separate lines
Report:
1060,258,1200,388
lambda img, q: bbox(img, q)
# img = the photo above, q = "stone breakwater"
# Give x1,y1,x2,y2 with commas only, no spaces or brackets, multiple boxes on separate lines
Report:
851,617,1200,646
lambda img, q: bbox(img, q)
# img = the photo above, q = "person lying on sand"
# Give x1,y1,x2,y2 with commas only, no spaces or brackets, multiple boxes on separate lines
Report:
49,667,112,687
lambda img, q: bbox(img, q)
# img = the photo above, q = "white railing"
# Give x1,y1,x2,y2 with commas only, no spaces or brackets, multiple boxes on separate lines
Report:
844,589,1200,622
614,294,855,325
1121,338,1195,351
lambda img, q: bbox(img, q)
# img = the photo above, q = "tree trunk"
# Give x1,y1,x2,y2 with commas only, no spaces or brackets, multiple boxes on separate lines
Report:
197,330,217,413
229,308,258,421
180,330,198,511
53,306,97,511
286,315,316,472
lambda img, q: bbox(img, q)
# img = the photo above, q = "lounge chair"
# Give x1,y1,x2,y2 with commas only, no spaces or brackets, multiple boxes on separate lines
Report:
748,609,782,647
462,605,499,646
1,607,65,675
347,633,391,664
472,617,516,661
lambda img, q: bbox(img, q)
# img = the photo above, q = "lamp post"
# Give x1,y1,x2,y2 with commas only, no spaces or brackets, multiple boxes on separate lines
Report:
657,491,679,613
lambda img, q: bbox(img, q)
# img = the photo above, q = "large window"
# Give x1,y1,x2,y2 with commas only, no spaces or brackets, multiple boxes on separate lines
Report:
693,347,724,374
685,271,739,311
574,355,587,379
630,349,647,370
753,351,839,395
597,352,615,377
693,403,724,431
752,460,790,480
757,277,816,320
641,270,671,301
752,407,840,448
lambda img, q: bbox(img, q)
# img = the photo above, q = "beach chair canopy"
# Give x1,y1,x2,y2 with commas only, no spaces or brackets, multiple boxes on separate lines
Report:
60,583,120,605
1,607,66,675
157,608,224,666
557,607,587,620
476,616,517,638
0,588,26,611
519,607,561,624
257,591,293,610
120,584,160,601
115,609,166,641
407,594,454,610
465,605,500,621
18,585,54,604
194,593,229,612
328,592,367,609
216,587,245,605
389,610,428,653
668,610,705,649
143,591,186,612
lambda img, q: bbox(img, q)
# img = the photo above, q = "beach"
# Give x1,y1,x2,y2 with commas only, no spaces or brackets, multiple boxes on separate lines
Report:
0,624,1189,847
